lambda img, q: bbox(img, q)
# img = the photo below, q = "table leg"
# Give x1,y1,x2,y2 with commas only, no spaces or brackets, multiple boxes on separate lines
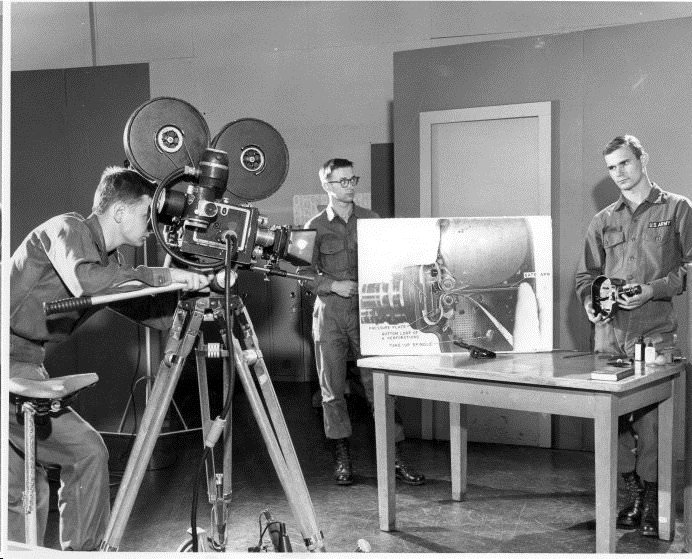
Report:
449,402,468,501
657,378,676,541
373,371,396,531
594,395,618,554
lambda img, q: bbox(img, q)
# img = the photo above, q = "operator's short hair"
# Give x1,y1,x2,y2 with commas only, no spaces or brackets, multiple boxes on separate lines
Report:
92,166,155,215
603,135,645,159
318,158,354,183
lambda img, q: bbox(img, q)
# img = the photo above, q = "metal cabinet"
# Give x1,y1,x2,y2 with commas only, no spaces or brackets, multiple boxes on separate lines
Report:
235,269,316,382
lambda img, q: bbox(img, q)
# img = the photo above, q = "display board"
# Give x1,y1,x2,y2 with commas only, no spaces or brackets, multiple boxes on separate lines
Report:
358,216,553,356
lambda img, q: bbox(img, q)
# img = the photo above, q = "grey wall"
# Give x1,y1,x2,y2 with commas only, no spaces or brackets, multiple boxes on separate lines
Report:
12,2,692,229
9,3,692,446
393,16,692,354
11,64,153,430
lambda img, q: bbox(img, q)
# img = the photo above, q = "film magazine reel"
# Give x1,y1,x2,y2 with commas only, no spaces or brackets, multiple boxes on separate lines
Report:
124,95,289,202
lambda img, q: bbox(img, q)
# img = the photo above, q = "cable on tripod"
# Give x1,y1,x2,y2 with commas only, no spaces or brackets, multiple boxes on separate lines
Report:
149,167,225,272
190,233,238,552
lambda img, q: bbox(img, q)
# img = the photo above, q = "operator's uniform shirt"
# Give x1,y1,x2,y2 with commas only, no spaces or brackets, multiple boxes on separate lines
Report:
11,212,173,366
301,204,405,442
575,183,692,355
574,183,692,481
9,212,176,550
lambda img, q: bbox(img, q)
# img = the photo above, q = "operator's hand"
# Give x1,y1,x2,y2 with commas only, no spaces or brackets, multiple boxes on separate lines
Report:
169,269,213,292
331,280,358,298
617,283,653,310
584,295,611,324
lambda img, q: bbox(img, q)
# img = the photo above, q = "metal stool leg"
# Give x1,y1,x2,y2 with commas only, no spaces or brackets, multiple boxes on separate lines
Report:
21,403,38,547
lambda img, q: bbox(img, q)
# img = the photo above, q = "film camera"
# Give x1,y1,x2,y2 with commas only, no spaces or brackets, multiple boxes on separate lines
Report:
591,275,642,319
123,97,315,272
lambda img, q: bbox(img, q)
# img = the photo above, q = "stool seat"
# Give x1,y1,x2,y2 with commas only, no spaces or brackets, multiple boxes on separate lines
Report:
9,373,99,401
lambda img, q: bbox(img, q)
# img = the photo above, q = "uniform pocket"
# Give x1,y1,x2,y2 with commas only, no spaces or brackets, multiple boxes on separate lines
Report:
319,238,348,272
603,231,625,249
642,227,672,244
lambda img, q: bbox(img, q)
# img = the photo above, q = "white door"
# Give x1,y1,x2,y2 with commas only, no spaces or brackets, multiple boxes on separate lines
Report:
419,102,553,447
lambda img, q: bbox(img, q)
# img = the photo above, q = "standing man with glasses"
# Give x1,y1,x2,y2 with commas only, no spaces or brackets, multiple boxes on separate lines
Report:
299,158,425,486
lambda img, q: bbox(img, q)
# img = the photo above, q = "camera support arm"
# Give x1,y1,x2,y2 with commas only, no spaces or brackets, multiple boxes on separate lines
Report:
249,265,314,282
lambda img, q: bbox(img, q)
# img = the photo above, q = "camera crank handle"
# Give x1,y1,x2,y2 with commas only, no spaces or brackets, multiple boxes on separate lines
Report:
43,283,188,315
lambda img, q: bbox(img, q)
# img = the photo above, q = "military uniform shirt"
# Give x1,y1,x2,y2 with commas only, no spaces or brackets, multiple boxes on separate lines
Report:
575,183,692,350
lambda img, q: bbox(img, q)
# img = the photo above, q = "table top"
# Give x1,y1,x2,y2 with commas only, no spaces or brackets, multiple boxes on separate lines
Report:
357,350,685,393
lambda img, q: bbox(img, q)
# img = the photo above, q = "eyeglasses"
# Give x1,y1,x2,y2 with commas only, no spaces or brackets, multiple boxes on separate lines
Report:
324,176,360,188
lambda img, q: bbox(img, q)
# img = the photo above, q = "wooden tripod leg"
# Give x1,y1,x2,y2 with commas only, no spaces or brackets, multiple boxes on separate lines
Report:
100,299,206,551
231,305,325,552
195,335,218,504
196,324,233,550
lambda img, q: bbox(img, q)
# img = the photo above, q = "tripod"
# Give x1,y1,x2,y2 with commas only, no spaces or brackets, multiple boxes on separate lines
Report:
99,292,325,552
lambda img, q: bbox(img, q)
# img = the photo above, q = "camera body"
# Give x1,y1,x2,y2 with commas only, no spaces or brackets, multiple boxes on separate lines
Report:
163,188,313,268
182,203,259,265
158,179,263,266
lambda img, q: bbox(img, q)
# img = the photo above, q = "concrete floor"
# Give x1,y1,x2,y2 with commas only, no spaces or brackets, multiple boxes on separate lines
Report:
42,382,687,554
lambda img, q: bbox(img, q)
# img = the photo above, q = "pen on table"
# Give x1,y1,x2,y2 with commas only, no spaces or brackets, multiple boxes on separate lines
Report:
561,351,593,359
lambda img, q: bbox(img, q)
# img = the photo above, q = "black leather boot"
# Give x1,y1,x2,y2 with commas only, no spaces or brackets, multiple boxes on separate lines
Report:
395,446,425,486
333,438,353,485
616,470,644,529
640,481,658,537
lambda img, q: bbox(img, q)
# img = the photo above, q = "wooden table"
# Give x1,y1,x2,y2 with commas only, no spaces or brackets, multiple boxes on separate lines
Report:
358,351,685,554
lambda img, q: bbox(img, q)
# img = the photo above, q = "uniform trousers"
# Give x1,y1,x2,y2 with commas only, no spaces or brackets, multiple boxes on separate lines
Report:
8,360,110,550
312,294,405,442
596,322,665,481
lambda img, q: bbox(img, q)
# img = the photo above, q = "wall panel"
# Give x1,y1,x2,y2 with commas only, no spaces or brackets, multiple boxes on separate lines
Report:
393,17,692,450
11,64,151,431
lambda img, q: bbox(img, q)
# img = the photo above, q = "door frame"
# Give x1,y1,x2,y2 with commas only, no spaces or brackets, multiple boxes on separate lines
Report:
417,101,553,448
419,101,552,218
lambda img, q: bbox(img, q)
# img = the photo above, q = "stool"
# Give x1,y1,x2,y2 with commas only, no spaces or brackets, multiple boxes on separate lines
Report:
9,373,99,546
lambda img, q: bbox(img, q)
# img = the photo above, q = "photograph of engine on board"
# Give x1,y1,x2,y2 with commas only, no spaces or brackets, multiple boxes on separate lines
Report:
358,216,553,356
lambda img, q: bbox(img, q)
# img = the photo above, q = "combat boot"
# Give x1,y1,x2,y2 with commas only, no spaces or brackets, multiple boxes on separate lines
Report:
333,438,353,485
616,470,644,529
640,481,658,537
395,444,426,486
395,459,426,485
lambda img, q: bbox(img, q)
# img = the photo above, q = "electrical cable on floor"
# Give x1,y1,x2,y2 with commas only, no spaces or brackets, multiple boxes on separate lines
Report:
248,510,282,552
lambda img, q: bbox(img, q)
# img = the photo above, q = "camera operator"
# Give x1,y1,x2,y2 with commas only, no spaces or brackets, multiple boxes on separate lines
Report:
575,135,692,537
298,158,425,486
8,166,212,550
